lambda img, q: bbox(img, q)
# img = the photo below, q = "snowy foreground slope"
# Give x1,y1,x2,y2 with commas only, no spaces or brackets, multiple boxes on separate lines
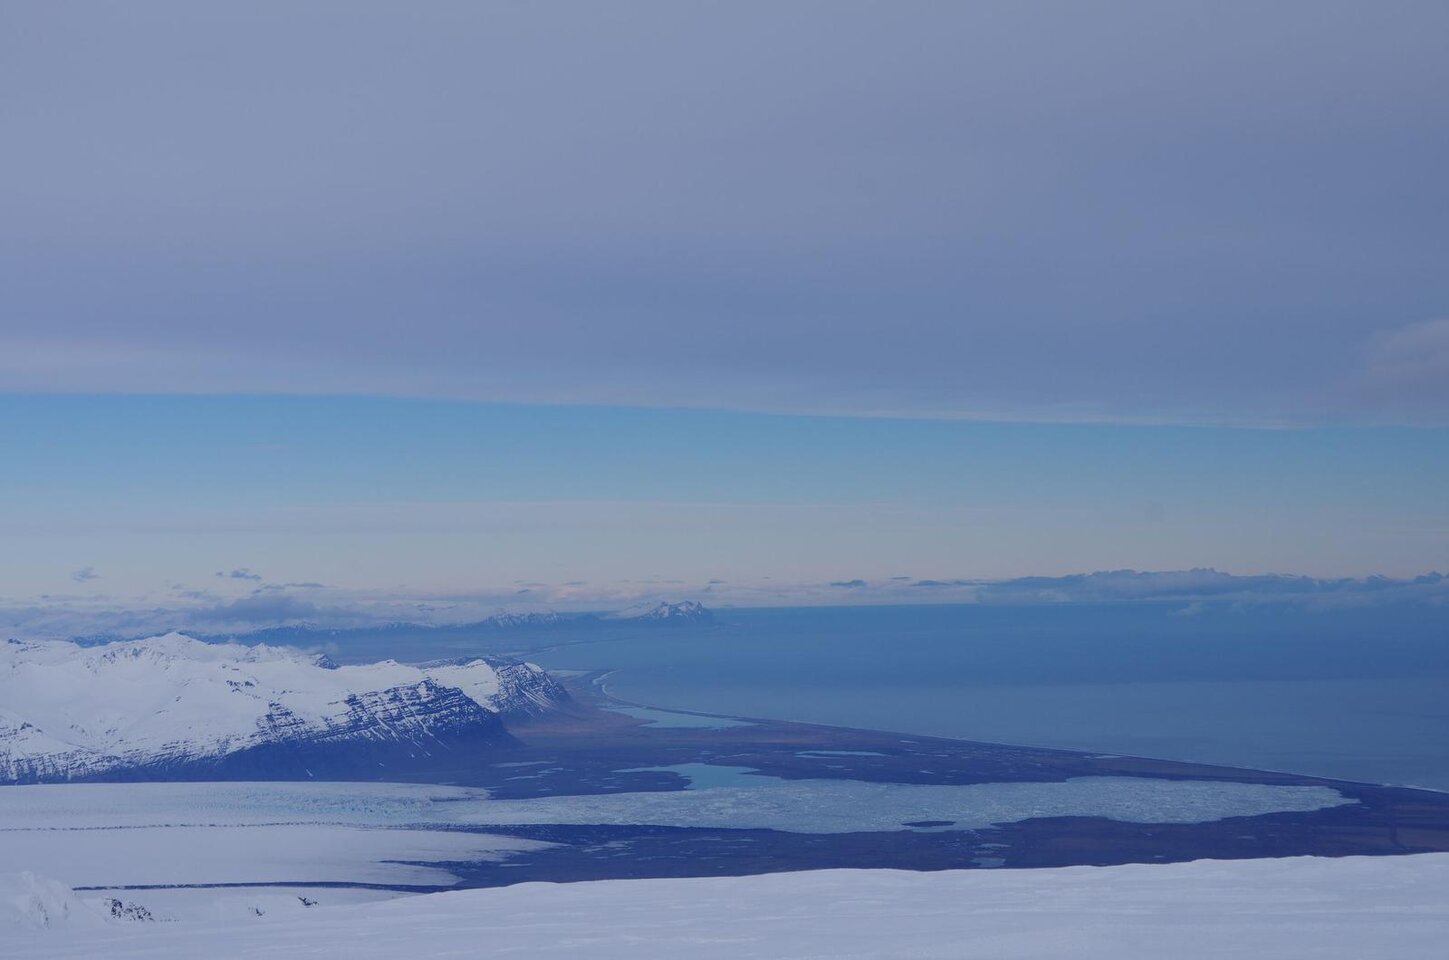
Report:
6,855,1448,959
0,634,564,783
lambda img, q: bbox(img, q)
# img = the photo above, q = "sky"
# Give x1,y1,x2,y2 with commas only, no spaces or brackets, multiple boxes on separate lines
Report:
0,3,1446,621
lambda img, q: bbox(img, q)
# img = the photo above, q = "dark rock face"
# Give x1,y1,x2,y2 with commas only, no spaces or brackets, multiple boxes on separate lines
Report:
105,899,157,922
445,657,572,719
0,748,98,787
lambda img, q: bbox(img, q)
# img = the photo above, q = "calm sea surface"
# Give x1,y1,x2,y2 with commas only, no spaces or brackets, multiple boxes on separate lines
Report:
519,603,1449,791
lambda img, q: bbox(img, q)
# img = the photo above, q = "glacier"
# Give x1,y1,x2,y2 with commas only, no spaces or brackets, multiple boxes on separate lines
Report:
432,770,1351,833
0,775,1352,906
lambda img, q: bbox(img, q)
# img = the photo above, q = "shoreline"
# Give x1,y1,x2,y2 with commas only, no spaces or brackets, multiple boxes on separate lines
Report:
6,674,1449,900
584,667,1449,796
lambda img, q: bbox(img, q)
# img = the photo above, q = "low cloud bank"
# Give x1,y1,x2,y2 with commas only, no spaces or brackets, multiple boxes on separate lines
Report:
975,569,1448,605
0,569,1442,642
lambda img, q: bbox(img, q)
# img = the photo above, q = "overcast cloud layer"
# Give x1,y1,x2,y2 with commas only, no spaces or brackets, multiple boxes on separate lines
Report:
3,2,1447,422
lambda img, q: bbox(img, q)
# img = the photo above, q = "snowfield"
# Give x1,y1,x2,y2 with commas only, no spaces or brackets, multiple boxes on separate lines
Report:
1,873,108,934
5,854,1447,959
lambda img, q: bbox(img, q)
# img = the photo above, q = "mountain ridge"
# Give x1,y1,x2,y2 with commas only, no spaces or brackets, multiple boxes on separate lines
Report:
0,634,566,785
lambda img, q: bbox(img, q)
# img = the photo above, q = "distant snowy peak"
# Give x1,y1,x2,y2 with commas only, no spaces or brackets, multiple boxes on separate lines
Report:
628,602,712,622
0,634,566,785
608,602,715,622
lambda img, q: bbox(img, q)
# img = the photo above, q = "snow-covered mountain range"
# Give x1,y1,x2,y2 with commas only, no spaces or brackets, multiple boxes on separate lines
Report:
478,600,713,627
476,610,566,630
0,634,565,785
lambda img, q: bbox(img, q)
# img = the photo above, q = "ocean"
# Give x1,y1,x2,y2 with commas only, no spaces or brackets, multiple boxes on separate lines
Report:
518,602,1449,791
